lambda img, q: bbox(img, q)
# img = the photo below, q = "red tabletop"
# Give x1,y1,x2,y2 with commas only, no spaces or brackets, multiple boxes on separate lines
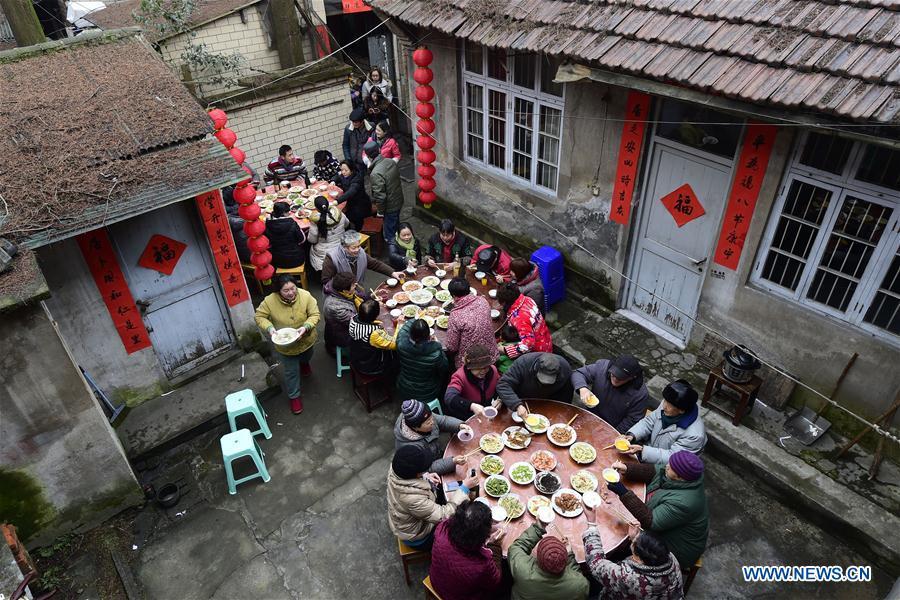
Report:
441,399,646,563
255,180,344,230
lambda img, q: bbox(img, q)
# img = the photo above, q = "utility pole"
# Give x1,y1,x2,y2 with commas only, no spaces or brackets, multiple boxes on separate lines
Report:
0,0,46,47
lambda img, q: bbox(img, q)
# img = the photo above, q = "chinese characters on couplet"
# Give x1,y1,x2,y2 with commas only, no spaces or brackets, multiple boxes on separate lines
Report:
195,191,249,307
610,91,651,225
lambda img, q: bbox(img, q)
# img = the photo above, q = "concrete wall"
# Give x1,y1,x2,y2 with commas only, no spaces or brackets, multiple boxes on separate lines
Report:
225,75,350,174
0,302,141,545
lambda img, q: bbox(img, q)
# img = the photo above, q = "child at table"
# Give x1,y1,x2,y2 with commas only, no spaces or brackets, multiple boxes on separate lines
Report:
496,323,520,374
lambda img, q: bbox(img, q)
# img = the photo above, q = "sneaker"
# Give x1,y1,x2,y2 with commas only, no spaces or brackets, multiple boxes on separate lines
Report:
290,396,303,414
300,363,313,377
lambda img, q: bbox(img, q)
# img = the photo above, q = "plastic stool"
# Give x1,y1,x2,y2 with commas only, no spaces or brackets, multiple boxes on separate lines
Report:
336,346,351,378
225,389,272,439
221,428,271,495
531,246,565,309
427,399,443,416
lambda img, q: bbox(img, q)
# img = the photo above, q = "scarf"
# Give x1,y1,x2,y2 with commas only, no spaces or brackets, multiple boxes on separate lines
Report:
339,289,364,309
661,405,699,429
395,234,416,260
400,419,426,441
329,246,368,285
463,367,496,404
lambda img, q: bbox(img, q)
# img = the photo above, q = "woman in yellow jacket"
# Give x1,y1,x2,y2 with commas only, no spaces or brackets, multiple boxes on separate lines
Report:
255,275,320,414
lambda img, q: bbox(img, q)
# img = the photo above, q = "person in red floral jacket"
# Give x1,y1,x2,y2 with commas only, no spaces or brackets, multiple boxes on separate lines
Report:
496,282,552,359
445,277,498,369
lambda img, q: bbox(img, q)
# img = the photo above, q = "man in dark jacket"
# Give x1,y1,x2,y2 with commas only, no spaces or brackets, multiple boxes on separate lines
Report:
342,107,371,171
228,213,252,264
498,352,573,418
264,203,306,268
571,355,648,433
393,399,470,475
365,141,404,254
424,219,475,266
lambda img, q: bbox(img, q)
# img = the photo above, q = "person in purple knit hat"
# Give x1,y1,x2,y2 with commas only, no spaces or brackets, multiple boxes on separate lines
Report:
603,450,709,573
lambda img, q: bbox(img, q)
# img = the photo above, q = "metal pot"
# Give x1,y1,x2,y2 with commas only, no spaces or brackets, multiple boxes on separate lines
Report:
722,345,761,383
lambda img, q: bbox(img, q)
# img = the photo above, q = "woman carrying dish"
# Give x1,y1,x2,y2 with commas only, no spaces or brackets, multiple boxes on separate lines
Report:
254,275,320,415
496,282,552,360
388,222,423,271
445,277,497,369
265,202,307,269
396,318,449,402
443,345,500,420
430,501,505,600
307,196,350,272
394,399,472,475
332,160,371,232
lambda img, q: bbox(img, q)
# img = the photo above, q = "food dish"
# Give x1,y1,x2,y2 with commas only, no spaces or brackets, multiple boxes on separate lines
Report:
479,433,503,454
424,286,438,295
409,289,434,306
440,279,452,290
551,488,584,517
386,278,399,287
582,491,603,509
502,426,532,450
534,471,562,494
271,328,299,346
547,424,577,447
287,192,301,202
615,438,631,452
436,315,450,329
421,275,440,287
527,495,551,517
401,280,423,292
401,305,419,319
300,189,317,198
420,315,435,327
570,470,599,493
524,413,550,434
329,190,339,197
392,292,410,304
490,505,507,522
434,269,447,277
602,468,621,483
434,290,452,303
480,455,504,476
385,299,398,308
490,309,501,319
569,442,597,464
530,450,557,471
484,474,510,497
264,193,278,201
509,462,536,485
585,393,600,408
423,305,443,317
499,494,525,519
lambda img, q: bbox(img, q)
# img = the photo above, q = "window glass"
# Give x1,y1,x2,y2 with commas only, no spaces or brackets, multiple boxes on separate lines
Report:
513,53,536,90
465,83,484,161
797,132,853,175
487,89,507,168
512,98,534,181
856,144,900,192
864,250,900,335
540,55,564,97
487,48,507,81
464,44,483,75
656,99,742,159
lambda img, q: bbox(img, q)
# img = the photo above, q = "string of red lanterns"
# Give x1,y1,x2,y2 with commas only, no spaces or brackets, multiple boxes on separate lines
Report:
413,46,436,208
208,108,275,282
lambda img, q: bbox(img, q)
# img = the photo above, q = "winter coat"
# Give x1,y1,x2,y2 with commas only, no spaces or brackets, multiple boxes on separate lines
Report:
508,523,590,600
503,294,552,358
254,290,320,355
333,168,371,231
348,317,396,375
264,216,306,268
322,280,358,350
228,214,252,263
582,527,683,600
321,247,393,287
388,236,423,271
445,294,499,369
363,94,391,123
368,154,404,215
430,520,503,600
370,131,402,161
444,365,499,420
312,156,340,182
571,359,649,433
307,205,349,271
396,320,449,402
627,405,707,464
473,243,513,277
393,413,463,475
515,263,545,312
362,78,393,103
386,467,467,543
424,231,475,265
342,121,372,164
265,156,307,182
497,352,573,410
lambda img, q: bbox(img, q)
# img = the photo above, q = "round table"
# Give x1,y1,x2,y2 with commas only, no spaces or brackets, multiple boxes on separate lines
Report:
441,399,646,563
255,180,344,230
373,264,505,347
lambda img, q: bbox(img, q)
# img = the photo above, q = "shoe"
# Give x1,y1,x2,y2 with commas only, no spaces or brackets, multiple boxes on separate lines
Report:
290,396,303,414
300,363,313,377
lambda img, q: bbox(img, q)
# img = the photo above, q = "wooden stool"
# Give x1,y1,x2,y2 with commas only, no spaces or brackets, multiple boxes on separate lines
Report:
359,233,371,255
274,264,308,290
361,216,384,257
422,574,442,599
683,556,703,595
351,367,392,412
701,363,762,426
396,538,430,586
241,263,264,294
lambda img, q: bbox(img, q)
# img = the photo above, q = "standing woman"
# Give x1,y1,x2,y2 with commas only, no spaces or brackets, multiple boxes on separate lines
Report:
389,222,423,271
362,66,393,102
265,202,307,269
364,87,391,126
307,195,349,272
496,281,552,360
333,160,371,232
255,275,320,415
371,120,401,162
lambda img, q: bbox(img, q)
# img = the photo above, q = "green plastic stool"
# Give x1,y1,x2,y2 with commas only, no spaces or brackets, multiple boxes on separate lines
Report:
221,428,271,495
226,389,272,439
336,346,351,378
427,399,443,416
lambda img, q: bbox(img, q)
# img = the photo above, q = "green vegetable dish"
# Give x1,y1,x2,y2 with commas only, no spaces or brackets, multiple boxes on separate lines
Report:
484,475,510,497
480,455,504,476
509,462,536,485
499,494,525,518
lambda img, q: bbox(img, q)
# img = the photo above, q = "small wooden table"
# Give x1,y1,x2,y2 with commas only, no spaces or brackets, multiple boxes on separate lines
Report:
701,363,763,426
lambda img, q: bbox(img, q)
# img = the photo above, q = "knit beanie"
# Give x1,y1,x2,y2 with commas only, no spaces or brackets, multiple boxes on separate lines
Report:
391,445,432,479
669,450,704,481
534,536,568,575
464,345,494,370
401,399,431,428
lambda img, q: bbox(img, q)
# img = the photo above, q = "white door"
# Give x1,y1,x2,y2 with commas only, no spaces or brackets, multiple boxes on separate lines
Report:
109,202,234,377
625,142,732,342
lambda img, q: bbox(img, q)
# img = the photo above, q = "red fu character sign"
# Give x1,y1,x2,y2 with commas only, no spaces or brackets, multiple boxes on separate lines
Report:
660,183,706,228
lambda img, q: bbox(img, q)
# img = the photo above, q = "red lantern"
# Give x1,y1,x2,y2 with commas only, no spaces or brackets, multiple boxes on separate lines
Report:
417,177,436,192
419,191,437,204
243,220,266,237
238,203,261,221
250,251,272,267
229,147,246,165
417,150,436,164
417,135,436,150
415,85,434,102
233,185,256,204
412,47,433,67
416,103,435,119
248,235,270,253
208,108,228,130
418,164,436,178
254,264,275,281
416,119,435,135
215,128,237,149
413,67,433,85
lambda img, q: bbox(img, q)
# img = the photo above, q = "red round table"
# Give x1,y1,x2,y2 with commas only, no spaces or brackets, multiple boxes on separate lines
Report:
255,180,344,231
441,399,646,562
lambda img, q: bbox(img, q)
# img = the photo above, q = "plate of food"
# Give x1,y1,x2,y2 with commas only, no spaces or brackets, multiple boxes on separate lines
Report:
527,495,551,517
530,450,558,472
436,315,450,329
484,474,511,498
490,309,502,320
524,413,550,434
547,424,577,447
401,280,423,292
300,188,317,198
287,192,301,202
479,433,503,454
329,190,339,197
296,208,311,218
423,305,443,318
569,442,597,464
434,290,452,303
271,328,299,346
264,193,278,201
421,275,440,287
420,315,435,327
533,470,562,495
570,470,599,493
258,199,275,211
552,488,584,517
316,183,330,192
509,462,537,485
409,289,434,306
425,286,438,296
440,279,452,290
401,305,419,319
502,426,532,450
479,454,505,476
392,291,411,304
499,493,525,519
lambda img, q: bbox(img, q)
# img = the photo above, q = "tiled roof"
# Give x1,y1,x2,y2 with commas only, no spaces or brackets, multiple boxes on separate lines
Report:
369,0,900,124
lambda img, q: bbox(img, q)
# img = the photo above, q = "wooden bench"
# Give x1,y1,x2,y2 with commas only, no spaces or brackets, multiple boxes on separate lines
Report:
397,537,430,586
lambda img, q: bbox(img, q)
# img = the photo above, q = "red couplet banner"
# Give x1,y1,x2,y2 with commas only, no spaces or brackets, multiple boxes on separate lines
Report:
610,91,651,225
713,123,778,270
195,190,250,307
77,229,152,354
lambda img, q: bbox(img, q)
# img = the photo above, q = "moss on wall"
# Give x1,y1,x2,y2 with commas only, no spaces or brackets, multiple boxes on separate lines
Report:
111,382,166,408
0,468,56,542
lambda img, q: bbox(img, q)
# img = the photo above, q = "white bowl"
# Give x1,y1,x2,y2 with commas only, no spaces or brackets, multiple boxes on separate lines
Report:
385,299,398,308
475,271,486,279
386,278,398,286
491,505,508,522
490,309,501,319
582,491,602,509
390,308,402,319
406,266,417,274
329,190,338,197
483,406,498,419
435,269,446,277
488,289,497,298
457,429,474,442
537,505,555,523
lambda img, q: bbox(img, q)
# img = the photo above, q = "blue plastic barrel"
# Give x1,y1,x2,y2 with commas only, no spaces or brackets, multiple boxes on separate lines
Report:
530,246,565,309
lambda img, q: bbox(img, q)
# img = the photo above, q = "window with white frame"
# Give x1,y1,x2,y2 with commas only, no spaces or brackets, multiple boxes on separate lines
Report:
752,131,900,341
461,43,565,193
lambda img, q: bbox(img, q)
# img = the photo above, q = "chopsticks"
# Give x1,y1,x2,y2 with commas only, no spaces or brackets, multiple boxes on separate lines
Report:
600,442,617,451
605,504,638,526
524,401,531,414
462,448,483,458
566,414,579,427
